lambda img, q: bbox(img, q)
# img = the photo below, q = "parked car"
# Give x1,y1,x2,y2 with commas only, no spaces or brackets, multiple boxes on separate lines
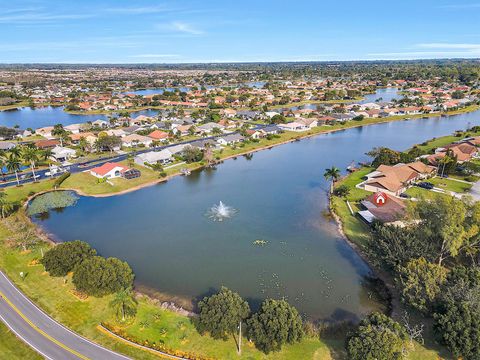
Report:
399,193,411,199
416,181,434,190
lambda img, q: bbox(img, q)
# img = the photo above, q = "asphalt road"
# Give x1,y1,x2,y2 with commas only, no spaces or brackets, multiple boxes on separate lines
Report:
0,270,131,360
0,128,255,189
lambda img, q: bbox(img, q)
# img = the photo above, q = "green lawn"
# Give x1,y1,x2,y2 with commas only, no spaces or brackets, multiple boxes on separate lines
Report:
0,215,333,360
60,161,161,195
428,177,472,193
330,168,372,248
0,321,42,360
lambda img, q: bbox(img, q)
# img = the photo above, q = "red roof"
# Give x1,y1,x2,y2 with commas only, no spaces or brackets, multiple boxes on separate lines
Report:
91,162,128,177
149,130,169,140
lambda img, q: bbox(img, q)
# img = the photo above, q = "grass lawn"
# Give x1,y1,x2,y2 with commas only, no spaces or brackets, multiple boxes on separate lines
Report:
0,215,333,360
414,135,459,153
428,177,472,193
3,179,56,203
60,161,160,195
404,187,449,200
0,321,43,360
330,168,372,248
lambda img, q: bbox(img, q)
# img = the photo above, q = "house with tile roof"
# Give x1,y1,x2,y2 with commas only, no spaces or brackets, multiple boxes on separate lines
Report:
364,162,436,196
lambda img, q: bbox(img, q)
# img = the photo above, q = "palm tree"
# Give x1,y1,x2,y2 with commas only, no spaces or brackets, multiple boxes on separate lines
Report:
42,148,53,161
109,288,138,322
5,153,21,186
0,153,7,181
151,140,161,151
78,137,88,153
22,147,40,182
323,166,341,194
0,192,13,218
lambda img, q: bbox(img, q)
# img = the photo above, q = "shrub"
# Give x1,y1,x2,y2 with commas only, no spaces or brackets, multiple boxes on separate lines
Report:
72,256,134,297
54,172,71,188
247,299,303,353
346,313,408,360
41,240,96,277
333,184,350,197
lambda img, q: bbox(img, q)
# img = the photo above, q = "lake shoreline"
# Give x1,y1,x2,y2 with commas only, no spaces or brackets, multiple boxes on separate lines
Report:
22,104,480,322
23,103,479,200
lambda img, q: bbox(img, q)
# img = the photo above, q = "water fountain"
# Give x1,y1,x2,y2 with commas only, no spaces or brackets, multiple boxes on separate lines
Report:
207,201,237,221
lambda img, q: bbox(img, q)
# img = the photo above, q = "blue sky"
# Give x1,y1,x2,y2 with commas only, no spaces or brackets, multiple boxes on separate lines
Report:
1,0,480,63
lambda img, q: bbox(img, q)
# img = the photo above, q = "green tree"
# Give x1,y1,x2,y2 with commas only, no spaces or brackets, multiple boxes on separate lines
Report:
368,224,436,272
0,154,7,181
397,257,448,313
41,240,96,277
323,166,341,194
211,127,223,135
270,114,286,124
72,256,134,297
109,288,138,322
5,153,21,186
346,312,408,360
332,184,350,197
196,287,250,353
182,146,203,163
78,137,88,152
434,295,480,360
21,146,40,182
247,299,303,354
0,192,13,218
410,196,479,265
367,147,402,167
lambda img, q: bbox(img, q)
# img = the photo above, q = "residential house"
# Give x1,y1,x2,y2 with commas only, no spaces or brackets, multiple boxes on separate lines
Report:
428,142,478,164
134,149,173,166
261,125,282,135
64,124,82,134
89,162,139,179
197,122,225,134
91,119,109,128
106,129,128,137
0,142,16,150
121,134,153,148
358,193,406,224
296,117,318,129
36,126,55,138
148,130,169,142
51,146,76,162
278,122,309,132
364,162,436,196
217,134,245,146
69,132,97,145
221,109,237,118
35,139,60,149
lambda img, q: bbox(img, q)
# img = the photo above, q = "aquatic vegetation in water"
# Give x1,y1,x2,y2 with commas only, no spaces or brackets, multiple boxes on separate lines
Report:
253,239,268,246
27,191,79,216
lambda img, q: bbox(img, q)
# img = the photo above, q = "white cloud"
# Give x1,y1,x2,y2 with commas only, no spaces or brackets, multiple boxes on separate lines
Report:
169,21,204,35
0,10,94,24
416,43,480,49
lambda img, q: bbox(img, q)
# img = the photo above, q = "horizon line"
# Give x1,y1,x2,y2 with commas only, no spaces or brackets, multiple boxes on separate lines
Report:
0,57,479,66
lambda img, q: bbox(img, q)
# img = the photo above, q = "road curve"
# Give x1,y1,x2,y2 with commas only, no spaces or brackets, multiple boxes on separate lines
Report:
0,270,131,360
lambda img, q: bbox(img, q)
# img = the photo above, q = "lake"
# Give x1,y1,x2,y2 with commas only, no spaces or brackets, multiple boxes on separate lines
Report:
0,106,161,130
32,109,480,320
0,86,393,130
